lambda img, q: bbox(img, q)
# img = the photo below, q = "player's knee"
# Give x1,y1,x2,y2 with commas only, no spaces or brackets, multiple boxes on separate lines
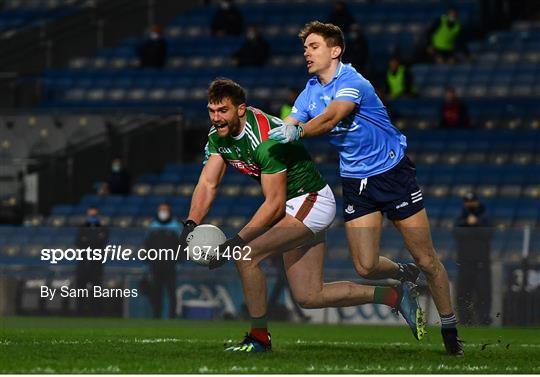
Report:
353,259,378,278
235,256,258,270
296,298,319,309
293,291,320,309
415,251,440,276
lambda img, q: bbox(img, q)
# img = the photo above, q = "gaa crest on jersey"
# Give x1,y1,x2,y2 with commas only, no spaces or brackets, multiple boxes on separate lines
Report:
218,147,233,154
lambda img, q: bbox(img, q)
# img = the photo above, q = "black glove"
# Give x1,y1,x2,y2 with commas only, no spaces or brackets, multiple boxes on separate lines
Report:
209,234,246,270
179,219,197,254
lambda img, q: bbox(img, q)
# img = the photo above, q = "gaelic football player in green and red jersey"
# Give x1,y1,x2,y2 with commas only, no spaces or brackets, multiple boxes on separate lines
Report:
179,78,425,352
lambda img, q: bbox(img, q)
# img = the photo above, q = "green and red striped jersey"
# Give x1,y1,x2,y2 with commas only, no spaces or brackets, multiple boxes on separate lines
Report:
205,106,326,200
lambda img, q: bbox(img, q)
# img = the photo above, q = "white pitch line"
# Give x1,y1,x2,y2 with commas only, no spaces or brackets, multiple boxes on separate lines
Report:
4,337,540,349
70,366,121,373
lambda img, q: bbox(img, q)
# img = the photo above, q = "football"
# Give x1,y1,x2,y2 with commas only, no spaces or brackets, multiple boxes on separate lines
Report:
186,224,226,266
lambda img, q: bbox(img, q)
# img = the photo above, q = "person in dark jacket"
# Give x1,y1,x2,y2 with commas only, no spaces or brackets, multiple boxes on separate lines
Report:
211,0,244,36
137,24,168,68
327,1,355,34
440,87,470,128
233,25,271,67
144,203,182,318
100,157,131,196
453,192,493,325
342,23,369,75
75,206,109,316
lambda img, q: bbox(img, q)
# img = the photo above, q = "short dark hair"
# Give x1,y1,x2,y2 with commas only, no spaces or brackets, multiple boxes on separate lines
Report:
298,21,345,59
208,78,246,106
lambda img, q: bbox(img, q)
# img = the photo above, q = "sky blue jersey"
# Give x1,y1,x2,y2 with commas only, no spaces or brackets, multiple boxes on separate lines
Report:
290,62,407,178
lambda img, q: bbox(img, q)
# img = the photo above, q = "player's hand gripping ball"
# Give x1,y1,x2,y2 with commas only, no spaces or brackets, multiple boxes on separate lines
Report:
209,234,246,270
186,224,227,266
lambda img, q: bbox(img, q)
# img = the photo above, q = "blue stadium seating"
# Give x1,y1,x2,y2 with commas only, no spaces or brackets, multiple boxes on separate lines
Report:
3,1,540,270
0,1,80,33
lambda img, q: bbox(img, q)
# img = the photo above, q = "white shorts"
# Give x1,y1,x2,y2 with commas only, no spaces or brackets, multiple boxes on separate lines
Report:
285,184,336,233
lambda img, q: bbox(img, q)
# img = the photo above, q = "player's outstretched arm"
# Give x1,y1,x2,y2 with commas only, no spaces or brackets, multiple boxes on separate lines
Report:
187,154,227,224
301,100,356,137
283,116,300,125
237,171,287,243
269,100,356,143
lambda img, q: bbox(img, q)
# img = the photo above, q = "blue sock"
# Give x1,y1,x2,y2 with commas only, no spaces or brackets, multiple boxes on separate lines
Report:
440,313,457,329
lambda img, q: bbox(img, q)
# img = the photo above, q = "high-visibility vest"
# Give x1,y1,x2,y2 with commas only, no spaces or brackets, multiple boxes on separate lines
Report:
387,65,406,98
431,15,461,52
280,104,292,119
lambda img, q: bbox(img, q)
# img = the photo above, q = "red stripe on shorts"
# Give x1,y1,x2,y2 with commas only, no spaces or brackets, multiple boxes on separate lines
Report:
295,192,318,222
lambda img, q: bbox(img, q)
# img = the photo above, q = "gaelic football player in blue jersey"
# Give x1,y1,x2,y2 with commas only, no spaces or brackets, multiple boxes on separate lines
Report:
269,21,463,356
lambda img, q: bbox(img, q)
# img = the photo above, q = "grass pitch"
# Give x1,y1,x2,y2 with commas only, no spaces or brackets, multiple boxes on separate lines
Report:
0,317,539,373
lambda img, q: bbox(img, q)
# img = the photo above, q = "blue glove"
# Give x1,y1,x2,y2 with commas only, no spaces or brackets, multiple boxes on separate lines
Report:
268,123,303,143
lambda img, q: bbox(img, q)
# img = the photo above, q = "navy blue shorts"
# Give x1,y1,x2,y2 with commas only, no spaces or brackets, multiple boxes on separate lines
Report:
342,156,424,222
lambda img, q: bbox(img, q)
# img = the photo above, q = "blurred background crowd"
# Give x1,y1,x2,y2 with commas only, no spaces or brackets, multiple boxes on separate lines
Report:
0,0,539,326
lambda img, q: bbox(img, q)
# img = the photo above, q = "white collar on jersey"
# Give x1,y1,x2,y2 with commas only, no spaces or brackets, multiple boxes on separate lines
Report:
334,62,345,78
231,122,247,140
317,62,345,86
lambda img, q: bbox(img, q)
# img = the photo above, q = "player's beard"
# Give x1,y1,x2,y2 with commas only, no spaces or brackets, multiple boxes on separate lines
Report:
226,116,242,137
214,116,241,138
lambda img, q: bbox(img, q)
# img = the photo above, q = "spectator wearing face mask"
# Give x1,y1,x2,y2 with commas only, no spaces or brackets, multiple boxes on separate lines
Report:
100,157,131,196
75,206,109,316
144,203,182,318
232,25,270,67
211,0,244,37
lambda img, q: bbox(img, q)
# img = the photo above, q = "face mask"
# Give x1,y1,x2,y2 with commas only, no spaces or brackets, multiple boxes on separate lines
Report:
112,163,121,173
448,15,456,23
221,1,230,9
158,210,171,222
247,31,256,40
149,32,159,40
349,32,358,39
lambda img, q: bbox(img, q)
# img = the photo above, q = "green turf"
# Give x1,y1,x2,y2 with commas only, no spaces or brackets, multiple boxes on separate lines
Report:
1,317,539,373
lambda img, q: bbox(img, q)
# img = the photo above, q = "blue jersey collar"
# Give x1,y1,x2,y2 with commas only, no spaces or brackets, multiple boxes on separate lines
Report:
316,62,344,86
